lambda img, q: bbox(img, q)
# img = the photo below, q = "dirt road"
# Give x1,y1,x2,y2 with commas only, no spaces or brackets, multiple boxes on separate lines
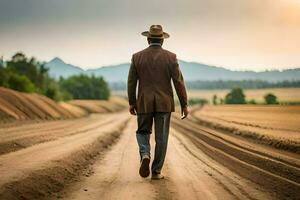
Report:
0,112,299,200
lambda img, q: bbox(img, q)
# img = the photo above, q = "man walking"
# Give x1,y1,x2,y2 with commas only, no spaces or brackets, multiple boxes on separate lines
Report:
127,25,188,180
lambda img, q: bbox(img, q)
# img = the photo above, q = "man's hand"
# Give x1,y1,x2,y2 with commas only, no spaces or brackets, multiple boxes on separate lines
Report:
129,105,137,115
181,106,189,119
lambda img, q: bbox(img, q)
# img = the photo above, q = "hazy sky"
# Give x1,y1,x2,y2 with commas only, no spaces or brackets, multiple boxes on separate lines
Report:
1,0,300,71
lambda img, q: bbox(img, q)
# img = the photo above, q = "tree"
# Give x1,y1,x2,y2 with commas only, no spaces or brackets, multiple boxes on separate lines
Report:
59,74,110,100
264,93,278,104
220,98,224,104
6,52,50,91
1,52,71,101
248,99,257,104
0,64,8,86
11,52,27,62
212,94,218,105
7,73,36,92
225,88,246,104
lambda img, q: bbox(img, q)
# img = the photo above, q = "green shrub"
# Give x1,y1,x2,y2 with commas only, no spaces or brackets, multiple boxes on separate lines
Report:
225,88,246,104
188,98,208,106
59,74,110,100
264,93,278,104
7,73,36,93
0,52,76,101
212,94,218,105
0,65,8,87
248,99,257,104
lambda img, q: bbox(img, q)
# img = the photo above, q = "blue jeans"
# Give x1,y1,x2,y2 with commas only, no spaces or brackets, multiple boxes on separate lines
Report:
136,112,171,174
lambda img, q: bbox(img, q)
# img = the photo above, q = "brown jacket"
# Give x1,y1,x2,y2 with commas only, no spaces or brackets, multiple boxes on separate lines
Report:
127,45,188,113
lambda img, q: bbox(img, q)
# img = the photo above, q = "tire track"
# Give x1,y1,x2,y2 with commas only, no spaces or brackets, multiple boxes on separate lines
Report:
175,113,300,177
0,113,122,155
47,115,277,200
171,128,265,200
190,107,300,154
188,109,300,168
173,115,300,181
0,114,130,200
63,119,158,200
171,115,300,200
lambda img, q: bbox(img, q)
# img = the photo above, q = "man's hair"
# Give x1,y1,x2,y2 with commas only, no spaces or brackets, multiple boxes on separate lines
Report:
147,37,164,44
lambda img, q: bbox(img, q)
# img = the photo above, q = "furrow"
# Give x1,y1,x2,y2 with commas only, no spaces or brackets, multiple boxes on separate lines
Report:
172,119,300,200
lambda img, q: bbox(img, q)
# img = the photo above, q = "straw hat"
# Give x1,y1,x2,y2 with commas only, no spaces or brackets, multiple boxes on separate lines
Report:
141,25,170,39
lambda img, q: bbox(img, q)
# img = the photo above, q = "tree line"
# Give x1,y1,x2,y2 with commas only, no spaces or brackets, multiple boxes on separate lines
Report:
185,80,300,90
188,88,279,106
109,79,300,91
213,88,278,105
0,53,110,101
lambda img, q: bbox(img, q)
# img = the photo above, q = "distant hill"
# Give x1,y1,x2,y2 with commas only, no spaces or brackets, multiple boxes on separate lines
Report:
46,58,300,82
46,57,84,79
86,63,130,82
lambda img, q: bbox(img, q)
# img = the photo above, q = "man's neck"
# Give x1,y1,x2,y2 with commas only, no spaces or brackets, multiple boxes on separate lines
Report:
149,43,162,47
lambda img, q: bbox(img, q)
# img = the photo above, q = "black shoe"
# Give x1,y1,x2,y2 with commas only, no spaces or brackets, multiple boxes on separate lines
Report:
139,155,150,178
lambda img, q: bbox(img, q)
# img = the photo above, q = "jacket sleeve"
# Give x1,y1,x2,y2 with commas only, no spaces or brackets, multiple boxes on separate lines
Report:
127,56,138,106
170,55,188,108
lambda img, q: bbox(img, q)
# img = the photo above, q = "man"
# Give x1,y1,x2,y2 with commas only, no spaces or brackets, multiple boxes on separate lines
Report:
127,25,188,180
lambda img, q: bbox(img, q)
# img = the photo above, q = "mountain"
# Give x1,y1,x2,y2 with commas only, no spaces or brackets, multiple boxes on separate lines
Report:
86,63,130,82
46,57,84,79
45,58,300,82
177,61,300,82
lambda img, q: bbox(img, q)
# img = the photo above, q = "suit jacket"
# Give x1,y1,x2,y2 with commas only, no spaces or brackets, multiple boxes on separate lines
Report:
127,45,188,114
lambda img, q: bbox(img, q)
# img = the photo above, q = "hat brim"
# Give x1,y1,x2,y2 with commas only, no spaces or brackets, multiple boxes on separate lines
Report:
141,31,170,39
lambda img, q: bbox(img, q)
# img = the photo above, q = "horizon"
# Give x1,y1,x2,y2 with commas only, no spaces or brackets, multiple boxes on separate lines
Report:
1,0,300,71
45,56,299,73
2,53,300,73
